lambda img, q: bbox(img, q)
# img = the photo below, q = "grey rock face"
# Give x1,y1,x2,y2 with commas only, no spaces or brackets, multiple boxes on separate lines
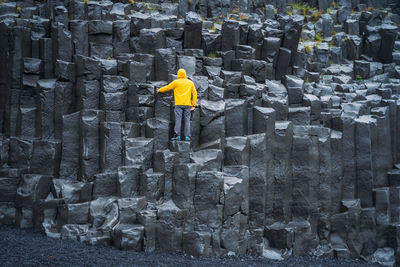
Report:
184,12,202,49
155,48,176,81
89,197,119,231
124,138,154,170
0,177,19,202
144,118,169,150
315,14,333,38
194,171,223,229
53,179,92,204
355,116,377,207
172,163,197,209
344,19,359,36
70,20,89,56
346,35,362,60
284,75,305,104
221,20,240,52
224,137,249,166
58,202,90,226
112,20,130,56
92,172,118,199
60,115,80,180
247,133,266,220
1,0,400,263
16,174,53,209
112,223,144,251
225,99,248,137
354,60,370,79
190,149,222,172
140,169,164,202
80,110,104,181
30,140,61,176
253,106,276,134
36,79,57,139
202,33,221,56
275,47,291,80
139,28,165,54
378,24,398,63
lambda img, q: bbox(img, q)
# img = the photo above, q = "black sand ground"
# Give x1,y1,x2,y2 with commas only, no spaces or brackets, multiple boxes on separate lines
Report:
0,224,382,267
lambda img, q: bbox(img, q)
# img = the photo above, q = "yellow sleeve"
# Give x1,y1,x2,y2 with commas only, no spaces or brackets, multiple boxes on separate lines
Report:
158,80,176,93
191,82,197,107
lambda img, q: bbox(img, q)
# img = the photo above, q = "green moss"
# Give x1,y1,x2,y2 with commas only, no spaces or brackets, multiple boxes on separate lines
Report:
286,1,312,17
208,53,216,58
356,74,363,81
315,32,323,42
239,14,249,20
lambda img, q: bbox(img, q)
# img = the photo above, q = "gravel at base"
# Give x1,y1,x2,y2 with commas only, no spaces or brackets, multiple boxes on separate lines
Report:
0,224,382,267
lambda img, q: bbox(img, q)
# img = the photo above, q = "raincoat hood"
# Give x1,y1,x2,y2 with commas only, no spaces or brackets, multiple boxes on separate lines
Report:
177,69,187,79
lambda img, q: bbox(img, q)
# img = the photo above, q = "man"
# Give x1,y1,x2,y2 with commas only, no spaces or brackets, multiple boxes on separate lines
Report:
157,68,197,141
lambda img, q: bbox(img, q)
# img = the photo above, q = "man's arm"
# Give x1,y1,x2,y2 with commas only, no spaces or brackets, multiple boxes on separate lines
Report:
157,80,176,93
191,82,197,111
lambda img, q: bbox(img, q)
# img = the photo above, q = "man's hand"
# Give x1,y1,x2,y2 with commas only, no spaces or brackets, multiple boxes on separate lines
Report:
190,106,195,111
156,89,160,93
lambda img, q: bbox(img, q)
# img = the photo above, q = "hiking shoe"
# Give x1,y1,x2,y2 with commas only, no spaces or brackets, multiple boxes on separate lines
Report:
184,136,190,141
171,134,181,141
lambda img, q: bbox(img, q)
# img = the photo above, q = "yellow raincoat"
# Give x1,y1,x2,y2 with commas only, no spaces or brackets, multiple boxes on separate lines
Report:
158,69,197,107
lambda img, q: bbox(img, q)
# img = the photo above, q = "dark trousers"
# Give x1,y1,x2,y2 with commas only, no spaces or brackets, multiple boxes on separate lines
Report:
174,105,191,137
